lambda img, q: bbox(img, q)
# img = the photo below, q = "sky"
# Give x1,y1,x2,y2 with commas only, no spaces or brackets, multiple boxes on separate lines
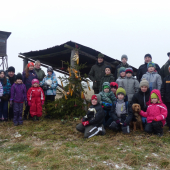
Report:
0,0,170,77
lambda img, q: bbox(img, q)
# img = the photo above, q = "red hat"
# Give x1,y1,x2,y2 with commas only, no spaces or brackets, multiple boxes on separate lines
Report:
110,82,118,89
27,62,34,68
91,95,97,101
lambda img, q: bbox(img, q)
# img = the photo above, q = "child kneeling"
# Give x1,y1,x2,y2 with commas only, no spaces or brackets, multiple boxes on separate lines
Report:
76,94,105,138
140,89,167,136
109,87,133,134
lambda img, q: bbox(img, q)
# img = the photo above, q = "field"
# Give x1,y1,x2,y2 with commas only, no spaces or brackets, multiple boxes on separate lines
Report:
1,119,170,170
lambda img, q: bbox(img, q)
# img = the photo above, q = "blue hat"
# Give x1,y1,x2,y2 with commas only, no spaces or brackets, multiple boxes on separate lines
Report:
119,67,126,74
147,62,155,69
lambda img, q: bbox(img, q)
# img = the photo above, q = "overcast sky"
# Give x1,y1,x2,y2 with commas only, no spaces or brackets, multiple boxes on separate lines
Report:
1,0,170,76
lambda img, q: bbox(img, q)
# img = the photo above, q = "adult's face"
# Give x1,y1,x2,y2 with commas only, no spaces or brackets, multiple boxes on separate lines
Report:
8,71,15,77
121,58,127,65
141,86,148,93
35,63,41,69
145,57,152,63
98,57,103,63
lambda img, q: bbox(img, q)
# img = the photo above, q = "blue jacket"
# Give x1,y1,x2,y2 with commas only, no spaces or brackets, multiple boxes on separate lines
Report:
40,72,58,95
0,78,11,95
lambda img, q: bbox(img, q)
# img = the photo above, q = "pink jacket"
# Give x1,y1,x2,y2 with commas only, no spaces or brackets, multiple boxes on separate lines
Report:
140,89,167,126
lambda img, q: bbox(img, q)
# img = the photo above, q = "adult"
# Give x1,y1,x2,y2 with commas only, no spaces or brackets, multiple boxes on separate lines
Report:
137,54,160,82
89,53,107,94
7,66,16,120
34,60,45,82
114,54,130,80
160,52,170,81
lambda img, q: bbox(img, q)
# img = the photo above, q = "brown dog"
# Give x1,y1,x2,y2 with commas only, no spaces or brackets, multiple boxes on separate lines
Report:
132,104,143,131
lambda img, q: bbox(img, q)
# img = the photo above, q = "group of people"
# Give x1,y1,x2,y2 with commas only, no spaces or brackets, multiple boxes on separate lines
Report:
0,60,58,125
76,53,170,138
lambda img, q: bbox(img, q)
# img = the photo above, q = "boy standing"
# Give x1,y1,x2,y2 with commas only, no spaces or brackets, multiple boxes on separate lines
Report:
116,67,126,87
141,62,162,91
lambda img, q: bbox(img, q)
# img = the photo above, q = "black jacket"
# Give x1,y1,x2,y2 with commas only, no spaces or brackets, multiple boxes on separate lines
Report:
161,75,170,102
137,62,160,82
82,103,105,126
132,89,150,112
7,75,16,86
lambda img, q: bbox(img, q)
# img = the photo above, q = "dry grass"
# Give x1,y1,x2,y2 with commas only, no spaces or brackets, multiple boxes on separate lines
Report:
0,119,170,170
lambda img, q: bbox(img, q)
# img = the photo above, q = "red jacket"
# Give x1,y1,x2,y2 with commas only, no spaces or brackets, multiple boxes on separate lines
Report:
140,89,167,126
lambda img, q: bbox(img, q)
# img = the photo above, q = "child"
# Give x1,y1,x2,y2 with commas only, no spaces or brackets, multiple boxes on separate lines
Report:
27,79,45,121
109,87,133,133
119,68,139,103
99,65,115,92
10,73,27,126
141,62,162,91
22,62,38,119
110,82,118,97
161,65,170,132
99,82,116,127
116,67,126,87
76,94,105,138
140,89,167,136
0,70,11,121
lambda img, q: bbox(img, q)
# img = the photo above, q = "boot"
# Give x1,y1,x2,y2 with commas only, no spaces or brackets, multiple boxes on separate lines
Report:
36,116,39,121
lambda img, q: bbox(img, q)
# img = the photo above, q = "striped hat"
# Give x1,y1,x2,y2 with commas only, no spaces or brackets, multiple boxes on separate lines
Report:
125,68,133,74
147,62,155,69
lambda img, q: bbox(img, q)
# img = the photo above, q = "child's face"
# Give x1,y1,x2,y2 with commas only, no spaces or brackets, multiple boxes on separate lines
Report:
16,79,22,84
111,87,117,94
48,72,52,76
29,65,34,70
91,99,97,105
117,94,124,100
0,72,4,78
33,83,39,87
105,68,111,75
126,73,132,78
151,98,158,104
120,72,125,77
104,88,109,93
141,86,148,93
148,67,155,72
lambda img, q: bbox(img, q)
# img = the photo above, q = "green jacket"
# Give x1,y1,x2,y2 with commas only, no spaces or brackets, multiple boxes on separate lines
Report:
99,74,115,92
115,63,130,80
89,61,107,90
160,60,170,80
34,68,45,82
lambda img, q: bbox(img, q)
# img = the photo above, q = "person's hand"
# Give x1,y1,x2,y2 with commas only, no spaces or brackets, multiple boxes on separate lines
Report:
82,121,89,126
28,101,31,106
10,100,13,107
41,101,44,105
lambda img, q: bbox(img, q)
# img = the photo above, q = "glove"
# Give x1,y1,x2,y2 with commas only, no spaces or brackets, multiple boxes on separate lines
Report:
10,100,13,107
116,120,120,124
28,101,31,106
41,101,44,105
25,101,27,107
123,122,127,127
82,121,89,126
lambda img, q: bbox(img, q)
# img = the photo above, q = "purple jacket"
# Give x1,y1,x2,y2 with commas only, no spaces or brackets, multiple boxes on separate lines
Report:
22,70,38,91
10,83,27,103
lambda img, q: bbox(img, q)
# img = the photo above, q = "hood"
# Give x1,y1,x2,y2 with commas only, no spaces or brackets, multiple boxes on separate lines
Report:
110,82,118,89
146,71,156,75
47,72,56,77
34,68,42,71
94,94,101,103
102,82,111,92
149,89,163,104
96,61,104,66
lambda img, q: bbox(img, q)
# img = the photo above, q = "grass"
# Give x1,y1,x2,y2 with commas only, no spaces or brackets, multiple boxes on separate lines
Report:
0,119,170,169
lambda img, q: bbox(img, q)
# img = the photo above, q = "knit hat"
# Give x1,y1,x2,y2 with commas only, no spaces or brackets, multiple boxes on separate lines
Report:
119,67,126,74
147,62,155,69
167,52,170,57
98,53,104,58
105,65,112,72
103,85,109,89
27,62,34,68
144,54,152,59
91,95,97,101
110,82,118,89
47,66,53,72
32,79,39,85
125,68,133,74
151,93,158,99
8,66,15,73
116,87,126,96
121,54,128,60
16,73,22,80
139,78,149,88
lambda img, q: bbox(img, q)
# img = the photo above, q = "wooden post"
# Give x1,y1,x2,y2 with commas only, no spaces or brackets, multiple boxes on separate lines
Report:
70,49,79,78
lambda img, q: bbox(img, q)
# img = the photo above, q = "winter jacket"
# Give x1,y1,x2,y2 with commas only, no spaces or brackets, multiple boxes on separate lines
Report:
132,88,150,112
161,75,170,102
99,82,116,109
141,72,162,91
160,60,170,81
116,76,125,87
82,103,105,127
7,75,16,86
22,70,38,91
34,68,45,82
10,83,27,103
89,61,107,90
99,74,115,92
115,62,130,80
137,62,160,82
110,99,133,125
119,76,139,102
40,72,58,95
140,89,167,126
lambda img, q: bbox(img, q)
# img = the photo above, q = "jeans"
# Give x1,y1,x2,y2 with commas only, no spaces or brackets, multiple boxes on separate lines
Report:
0,100,8,120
